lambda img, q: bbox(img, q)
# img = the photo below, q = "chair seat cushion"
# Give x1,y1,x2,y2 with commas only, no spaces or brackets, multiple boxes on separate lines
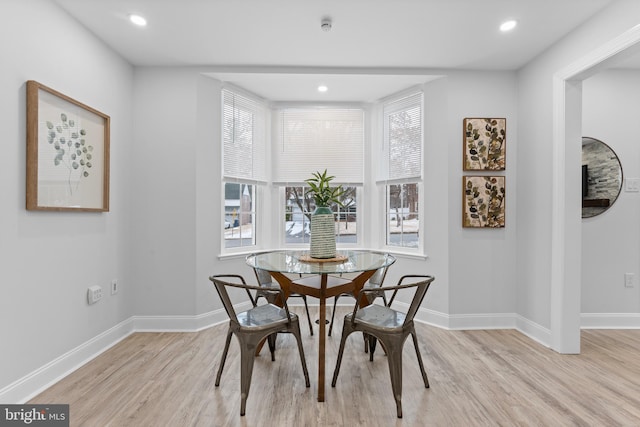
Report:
347,304,406,330
238,304,297,328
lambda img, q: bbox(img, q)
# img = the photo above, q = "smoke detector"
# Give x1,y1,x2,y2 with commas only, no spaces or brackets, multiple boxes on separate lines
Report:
321,18,332,32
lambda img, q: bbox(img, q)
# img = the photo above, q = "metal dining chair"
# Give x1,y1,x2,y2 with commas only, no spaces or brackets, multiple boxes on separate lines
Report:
210,274,310,416
327,266,389,337
331,274,435,418
253,268,314,336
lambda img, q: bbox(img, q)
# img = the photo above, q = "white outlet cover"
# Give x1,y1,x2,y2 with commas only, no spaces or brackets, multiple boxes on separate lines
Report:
87,285,102,304
625,178,640,192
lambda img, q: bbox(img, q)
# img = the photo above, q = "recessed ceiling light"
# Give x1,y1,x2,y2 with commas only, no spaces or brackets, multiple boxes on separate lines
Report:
500,20,517,32
129,14,147,27
318,85,328,93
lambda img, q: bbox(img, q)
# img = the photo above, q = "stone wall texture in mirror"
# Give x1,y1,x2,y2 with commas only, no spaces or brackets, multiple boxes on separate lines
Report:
582,136,623,218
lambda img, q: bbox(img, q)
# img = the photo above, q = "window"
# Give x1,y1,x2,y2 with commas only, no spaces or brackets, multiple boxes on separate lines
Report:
284,185,357,245
224,183,255,248
381,91,423,250
274,107,364,246
386,183,419,248
222,87,267,250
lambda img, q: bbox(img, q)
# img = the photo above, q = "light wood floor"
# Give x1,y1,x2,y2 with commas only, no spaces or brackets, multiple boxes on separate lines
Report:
31,306,640,426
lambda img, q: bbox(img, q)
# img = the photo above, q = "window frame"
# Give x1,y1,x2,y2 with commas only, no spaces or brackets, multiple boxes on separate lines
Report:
377,88,425,256
220,85,269,255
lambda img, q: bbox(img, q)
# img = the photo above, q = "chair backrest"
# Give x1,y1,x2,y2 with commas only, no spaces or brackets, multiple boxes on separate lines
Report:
253,268,273,286
368,266,388,288
401,275,435,325
210,274,253,326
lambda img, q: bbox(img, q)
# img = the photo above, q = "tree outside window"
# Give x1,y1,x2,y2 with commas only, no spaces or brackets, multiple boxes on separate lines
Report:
284,186,357,245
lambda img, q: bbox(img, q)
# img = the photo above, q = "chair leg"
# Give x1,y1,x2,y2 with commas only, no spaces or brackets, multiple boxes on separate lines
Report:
411,330,429,388
301,295,314,336
384,339,405,418
292,323,311,387
215,329,233,386
331,321,352,386
238,339,258,416
328,294,340,336
368,335,378,361
267,333,277,362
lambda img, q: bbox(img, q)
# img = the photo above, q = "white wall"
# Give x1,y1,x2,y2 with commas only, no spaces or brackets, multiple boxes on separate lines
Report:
130,68,199,316
446,71,518,320
517,0,640,332
0,0,133,392
582,70,640,313
129,69,224,316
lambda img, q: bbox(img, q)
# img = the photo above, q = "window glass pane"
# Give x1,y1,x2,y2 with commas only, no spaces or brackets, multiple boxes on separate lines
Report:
284,186,357,245
388,105,421,179
285,186,311,244
224,183,255,249
386,183,419,248
336,186,357,244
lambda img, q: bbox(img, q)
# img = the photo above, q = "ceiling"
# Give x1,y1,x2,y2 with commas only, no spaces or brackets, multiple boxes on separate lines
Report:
54,0,624,102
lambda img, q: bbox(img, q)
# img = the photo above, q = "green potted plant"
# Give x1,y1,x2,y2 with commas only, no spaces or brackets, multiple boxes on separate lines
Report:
305,169,345,258
306,169,345,210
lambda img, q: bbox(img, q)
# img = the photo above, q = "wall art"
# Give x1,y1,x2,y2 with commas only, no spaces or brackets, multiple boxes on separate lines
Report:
26,81,110,211
463,118,506,171
462,176,505,228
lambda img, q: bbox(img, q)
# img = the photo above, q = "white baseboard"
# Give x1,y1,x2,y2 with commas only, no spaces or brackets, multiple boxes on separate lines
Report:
581,312,640,329
0,318,136,404
10,304,627,404
411,304,552,348
515,314,552,348
0,305,241,404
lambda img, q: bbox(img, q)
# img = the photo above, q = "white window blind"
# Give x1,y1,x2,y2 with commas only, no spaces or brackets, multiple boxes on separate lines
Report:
222,88,267,183
273,108,364,184
381,92,423,182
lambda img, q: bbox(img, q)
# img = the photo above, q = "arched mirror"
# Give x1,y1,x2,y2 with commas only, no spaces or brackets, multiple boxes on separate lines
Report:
582,136,623,218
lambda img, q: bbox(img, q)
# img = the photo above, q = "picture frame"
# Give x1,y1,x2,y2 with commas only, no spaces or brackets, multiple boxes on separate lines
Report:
463,118,506,171
26,81,110,212
462,176,505,228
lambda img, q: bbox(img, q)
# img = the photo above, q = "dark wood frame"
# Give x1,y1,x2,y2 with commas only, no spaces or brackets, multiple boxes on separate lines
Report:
26,80,110,212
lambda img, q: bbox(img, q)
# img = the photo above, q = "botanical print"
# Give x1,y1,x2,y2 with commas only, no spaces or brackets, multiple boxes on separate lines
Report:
45,112,94,196
463,176,505,228
463,118,506,170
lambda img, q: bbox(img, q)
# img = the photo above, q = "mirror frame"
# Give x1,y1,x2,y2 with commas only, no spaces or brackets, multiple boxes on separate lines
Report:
581,136,623,218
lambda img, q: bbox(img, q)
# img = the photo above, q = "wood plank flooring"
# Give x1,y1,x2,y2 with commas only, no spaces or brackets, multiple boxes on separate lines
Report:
30,306,640,426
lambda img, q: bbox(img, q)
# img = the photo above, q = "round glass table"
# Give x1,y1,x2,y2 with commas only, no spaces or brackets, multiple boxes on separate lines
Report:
246,250,396,402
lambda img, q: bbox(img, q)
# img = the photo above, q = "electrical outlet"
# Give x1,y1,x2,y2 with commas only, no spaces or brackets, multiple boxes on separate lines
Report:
625,178,640,192
87,285,102,304
111,279,118,295
624,273,634,288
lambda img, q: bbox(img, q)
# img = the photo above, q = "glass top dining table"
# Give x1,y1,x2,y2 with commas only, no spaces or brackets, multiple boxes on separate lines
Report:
246,249,396,402
246,249,396,275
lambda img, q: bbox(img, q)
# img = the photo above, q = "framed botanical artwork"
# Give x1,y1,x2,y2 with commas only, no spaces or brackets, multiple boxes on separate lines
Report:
463,118,506,171
462,176,505,228
26,80,110,212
